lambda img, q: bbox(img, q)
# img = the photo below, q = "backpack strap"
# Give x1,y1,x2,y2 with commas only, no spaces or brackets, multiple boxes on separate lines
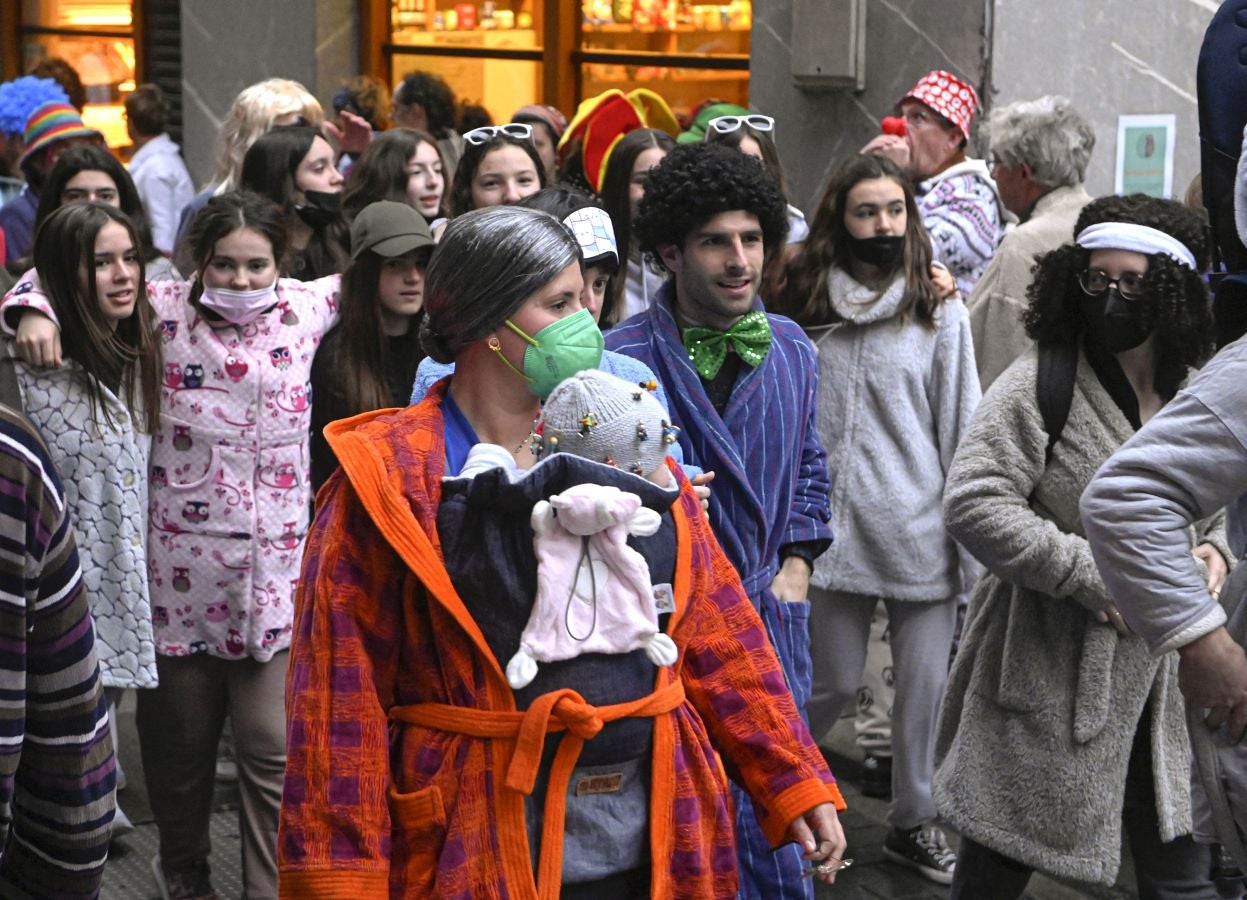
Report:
1036,341,1078,467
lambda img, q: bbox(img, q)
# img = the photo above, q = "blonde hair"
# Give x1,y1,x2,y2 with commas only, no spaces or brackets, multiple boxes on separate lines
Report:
212,78,324,193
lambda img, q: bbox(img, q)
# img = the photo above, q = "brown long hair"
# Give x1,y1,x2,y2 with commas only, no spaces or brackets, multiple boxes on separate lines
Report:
773,154,940,329
240,126,349,279
328,247,429,415
599,128,676,325
32,202,162,432
341,128,446,222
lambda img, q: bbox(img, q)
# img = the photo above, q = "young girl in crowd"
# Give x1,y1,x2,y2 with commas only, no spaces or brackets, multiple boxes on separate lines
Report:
937,194,1227,899
310,200,433,491
5,202,163,836
32,143,178,279
241,125,349,280
174,77,325,250
4,190,342,900
279,205,845,898
775,153,980,885
597,127,675,324
391,70,463,181
703,111,810,247
512,103,567,183
448,123,545,216
340,127,447,226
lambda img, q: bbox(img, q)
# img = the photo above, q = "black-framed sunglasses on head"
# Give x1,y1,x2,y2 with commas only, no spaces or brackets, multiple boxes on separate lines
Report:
463,123,534,146
1078,268,1147,301
706,114,775,136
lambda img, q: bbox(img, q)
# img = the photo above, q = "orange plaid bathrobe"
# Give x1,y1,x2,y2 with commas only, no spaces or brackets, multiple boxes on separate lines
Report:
278,384,844,899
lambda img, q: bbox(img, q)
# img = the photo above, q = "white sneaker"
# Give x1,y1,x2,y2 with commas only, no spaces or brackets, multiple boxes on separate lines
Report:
214,758,238,783
111,804,134,837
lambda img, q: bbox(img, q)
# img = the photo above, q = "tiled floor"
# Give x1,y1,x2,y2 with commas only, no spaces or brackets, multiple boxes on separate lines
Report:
814,718,1135,900
102,697,1142,899
103,693,244,900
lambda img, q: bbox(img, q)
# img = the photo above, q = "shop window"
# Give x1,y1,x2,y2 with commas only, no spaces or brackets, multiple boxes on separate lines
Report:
579,0,750,118
389,0,543,125
20,0,136,150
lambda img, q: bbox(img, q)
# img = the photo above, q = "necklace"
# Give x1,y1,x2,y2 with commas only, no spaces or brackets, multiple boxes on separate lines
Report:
514,416,540,456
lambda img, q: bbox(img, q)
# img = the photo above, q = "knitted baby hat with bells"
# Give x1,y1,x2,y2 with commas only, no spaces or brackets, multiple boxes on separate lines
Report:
537,370,675,477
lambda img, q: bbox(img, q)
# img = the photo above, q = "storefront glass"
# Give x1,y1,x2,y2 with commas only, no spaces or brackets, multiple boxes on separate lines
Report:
20,0,136,149
580,0,750,117
390,0,542,123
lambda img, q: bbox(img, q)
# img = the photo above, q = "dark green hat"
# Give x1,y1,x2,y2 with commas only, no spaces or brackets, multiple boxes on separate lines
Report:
350,200,435,259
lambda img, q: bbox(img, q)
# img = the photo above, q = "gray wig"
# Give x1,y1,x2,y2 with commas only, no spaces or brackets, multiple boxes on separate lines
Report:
420,205,581,362
987,96,1095,189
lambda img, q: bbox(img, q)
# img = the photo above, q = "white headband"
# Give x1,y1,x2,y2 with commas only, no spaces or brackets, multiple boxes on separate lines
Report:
563,206,618,266
1075,222,1197,271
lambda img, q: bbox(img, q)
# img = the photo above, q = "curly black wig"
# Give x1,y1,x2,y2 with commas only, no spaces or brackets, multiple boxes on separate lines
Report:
634,142,789,273
1023,193,1212,397
394,71,459,137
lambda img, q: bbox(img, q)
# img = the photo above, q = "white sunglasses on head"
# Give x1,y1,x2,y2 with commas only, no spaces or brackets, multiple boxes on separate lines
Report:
463,123,534,146
706,114,776,136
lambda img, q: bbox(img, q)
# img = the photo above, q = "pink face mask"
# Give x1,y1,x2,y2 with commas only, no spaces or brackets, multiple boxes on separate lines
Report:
199,281,278,325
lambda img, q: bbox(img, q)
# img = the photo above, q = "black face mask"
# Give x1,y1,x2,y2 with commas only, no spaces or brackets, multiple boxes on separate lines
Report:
1082,289,1154,353
847,234,905,269
294,189,341,229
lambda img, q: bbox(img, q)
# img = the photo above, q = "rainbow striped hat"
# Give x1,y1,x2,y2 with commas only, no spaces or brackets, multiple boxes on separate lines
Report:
19,100,101,166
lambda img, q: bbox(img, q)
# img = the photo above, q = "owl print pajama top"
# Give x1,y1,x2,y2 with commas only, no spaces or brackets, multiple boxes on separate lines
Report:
3,274,340,662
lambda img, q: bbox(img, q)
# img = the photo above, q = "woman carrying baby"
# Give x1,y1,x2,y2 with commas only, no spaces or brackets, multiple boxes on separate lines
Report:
278,205,846,899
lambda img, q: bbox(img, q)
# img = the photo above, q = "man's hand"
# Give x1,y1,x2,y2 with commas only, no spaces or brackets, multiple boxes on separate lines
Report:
1193,543,1229,598
861,134,911,172
788,802,848,885
1178,627,1247,741
15,310,61,367
771,554,811,603
690,470,715,514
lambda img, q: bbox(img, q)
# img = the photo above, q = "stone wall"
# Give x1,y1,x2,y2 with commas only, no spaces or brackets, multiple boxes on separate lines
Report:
179,0,358,188
753,0,1220,212
750,0,990,214
990,0,1215,199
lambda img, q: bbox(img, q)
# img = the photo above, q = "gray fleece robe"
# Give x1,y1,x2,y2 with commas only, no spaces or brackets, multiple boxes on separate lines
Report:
809,268,980,601
934,348,1232,885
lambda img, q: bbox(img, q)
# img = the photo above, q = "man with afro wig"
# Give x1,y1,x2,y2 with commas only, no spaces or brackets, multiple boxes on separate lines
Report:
606,142,845,899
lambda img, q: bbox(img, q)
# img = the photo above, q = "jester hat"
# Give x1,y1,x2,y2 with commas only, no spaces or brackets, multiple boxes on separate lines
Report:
558,88,679,193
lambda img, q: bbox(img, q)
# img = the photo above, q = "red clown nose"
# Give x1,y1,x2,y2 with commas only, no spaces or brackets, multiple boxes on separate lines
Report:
881,116,907,137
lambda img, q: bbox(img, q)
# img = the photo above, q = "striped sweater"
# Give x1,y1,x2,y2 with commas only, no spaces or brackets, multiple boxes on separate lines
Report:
0,405,114,899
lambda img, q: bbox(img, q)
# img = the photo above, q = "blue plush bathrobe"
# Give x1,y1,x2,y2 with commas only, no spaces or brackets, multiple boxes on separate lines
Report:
606,283,833,900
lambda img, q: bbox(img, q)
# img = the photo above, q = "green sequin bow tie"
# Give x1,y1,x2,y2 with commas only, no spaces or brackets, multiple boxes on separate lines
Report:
682,310,773,379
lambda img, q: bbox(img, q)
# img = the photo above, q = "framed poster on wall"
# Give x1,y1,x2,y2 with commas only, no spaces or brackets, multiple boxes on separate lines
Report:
1115,114,1176,198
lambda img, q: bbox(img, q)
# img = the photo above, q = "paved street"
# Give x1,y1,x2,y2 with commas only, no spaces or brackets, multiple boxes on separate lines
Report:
101,696,1137,899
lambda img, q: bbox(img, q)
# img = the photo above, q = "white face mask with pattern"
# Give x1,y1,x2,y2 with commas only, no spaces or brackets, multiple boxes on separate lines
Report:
199,280,278,325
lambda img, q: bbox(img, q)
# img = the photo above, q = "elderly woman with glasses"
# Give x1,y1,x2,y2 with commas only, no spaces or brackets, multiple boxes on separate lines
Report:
448,122,546,216
934,194,1230,899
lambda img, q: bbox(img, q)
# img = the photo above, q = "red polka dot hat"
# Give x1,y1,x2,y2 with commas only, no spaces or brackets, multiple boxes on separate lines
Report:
900,70,980,141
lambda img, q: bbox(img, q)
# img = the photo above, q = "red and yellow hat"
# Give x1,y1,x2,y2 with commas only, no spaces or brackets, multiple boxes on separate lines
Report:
558,88,679,194
19,101,102,166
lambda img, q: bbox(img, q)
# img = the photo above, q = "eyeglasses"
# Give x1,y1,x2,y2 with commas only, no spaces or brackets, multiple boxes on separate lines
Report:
706,114,775,136
463,123,534,146
1078,268,1147,301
